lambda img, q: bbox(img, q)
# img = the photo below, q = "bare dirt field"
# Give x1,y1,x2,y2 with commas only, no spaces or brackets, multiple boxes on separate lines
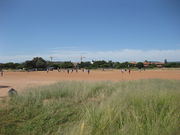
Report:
0,69,180,97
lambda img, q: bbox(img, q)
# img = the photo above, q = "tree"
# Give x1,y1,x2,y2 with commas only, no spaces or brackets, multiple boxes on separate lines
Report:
24,60,34,69
24,57,47,69
107,61,114,68
92,61,109,68
60,62,74,68
148,64,156,68
34,57,47,69
78,62,92,69
136,62,144,69
119,62,129,68
164,62,180,68
3,62,16,69
0,63,4,70
113,62,121,69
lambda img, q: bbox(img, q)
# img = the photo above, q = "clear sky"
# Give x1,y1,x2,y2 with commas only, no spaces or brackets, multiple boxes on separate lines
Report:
0,0,180,62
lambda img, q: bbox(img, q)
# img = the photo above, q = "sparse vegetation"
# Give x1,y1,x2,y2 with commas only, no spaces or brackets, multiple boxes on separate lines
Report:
1,57,180,70
0,79,180,135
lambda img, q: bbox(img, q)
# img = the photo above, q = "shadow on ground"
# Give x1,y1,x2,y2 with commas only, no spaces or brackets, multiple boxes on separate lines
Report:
0,85,10,89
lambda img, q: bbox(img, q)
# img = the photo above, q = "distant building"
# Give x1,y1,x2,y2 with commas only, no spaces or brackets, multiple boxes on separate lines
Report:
143,61,151,67
129,61,137,65
143,61,164,67
129,61,164,68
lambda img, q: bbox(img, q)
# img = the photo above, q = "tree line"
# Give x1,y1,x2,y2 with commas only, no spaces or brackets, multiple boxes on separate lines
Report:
0,57,180,70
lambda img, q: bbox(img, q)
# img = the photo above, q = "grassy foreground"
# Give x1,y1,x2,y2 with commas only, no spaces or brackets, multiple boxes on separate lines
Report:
0,79,180,135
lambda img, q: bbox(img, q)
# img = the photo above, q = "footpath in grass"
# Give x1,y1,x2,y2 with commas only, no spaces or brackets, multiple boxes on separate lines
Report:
0,79,180,135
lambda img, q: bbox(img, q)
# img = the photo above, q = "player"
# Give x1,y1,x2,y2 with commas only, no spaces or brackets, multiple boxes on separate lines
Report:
1,70,3,77
128,69,131,74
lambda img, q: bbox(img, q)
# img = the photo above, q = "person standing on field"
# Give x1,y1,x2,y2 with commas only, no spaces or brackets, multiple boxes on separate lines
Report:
57,68,60,72
67,69,70,74
88,69,90,74
128,69,131,74
1,70,3,77
121,69,124,73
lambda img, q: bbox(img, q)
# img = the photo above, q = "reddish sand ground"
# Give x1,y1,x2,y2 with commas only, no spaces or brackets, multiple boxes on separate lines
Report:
0,69,180,97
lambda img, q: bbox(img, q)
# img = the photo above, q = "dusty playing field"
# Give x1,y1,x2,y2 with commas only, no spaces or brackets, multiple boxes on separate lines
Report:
0,69,180,97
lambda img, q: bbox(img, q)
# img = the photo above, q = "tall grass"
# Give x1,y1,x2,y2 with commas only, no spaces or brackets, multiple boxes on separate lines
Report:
0,79,179,135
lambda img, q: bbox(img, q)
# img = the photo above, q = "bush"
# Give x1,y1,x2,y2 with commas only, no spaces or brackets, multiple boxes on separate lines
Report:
0,80,179,135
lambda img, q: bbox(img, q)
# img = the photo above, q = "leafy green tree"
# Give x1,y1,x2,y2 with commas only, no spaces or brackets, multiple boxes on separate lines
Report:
34,57,47,68
60,62,74,68
107,61,114,68
51,63,60,69
92,61,109,68
0,63,4,70
164,62,180,68
3,62,16,69
119,62,129,68
148,64,156,68
24,60,34,69
78,62,92,69
30,57,46,68
24,57,47,69
136,62,144,69
113,62,121,69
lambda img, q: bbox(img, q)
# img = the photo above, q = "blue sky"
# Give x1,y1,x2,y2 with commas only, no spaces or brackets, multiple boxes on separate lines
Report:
0,0,180,62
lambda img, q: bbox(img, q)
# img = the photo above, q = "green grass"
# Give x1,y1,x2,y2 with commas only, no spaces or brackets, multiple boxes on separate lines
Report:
0,79,180,135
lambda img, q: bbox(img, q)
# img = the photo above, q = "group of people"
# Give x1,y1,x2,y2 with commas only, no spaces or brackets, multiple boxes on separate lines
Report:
66,69,90,74
121,69,131,74
47,68,91,74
